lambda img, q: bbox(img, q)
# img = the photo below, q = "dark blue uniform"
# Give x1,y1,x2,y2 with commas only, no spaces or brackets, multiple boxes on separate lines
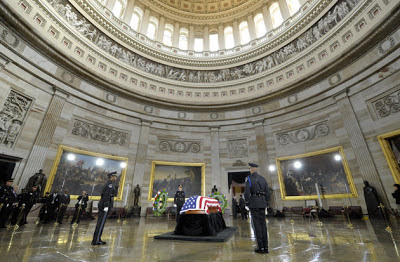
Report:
92,179,115,245
174,190,185,223
0,185,17,228
244,171,270,253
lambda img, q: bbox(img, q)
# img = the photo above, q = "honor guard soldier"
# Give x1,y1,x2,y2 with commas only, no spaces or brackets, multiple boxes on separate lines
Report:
174,185,185,223
57,189,70,224
0,178,17,228
71,191,89,224
92,171,117,245
244,163,270,254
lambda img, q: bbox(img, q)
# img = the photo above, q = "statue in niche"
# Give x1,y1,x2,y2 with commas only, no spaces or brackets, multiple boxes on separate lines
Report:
0,113,11,143
133,184,141,207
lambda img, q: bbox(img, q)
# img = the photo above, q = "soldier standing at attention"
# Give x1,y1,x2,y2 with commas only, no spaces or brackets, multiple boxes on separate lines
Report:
92,172,117,245
244,163,270,254
0,178,17,228
173,185,185,223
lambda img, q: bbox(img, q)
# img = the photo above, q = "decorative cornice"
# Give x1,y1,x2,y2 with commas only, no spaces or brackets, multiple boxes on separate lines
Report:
276,120,330,146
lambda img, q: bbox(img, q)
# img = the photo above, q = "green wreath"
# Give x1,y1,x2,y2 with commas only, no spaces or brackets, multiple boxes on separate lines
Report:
209,192,228,213
153,188,168,216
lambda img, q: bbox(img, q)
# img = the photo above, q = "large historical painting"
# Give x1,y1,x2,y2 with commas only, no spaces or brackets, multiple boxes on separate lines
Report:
379,131,400,184
148,161,205,201
45,146,127,200
276,146,357,200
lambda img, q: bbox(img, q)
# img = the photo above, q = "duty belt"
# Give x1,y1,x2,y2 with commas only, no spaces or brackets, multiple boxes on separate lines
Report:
250,192,266,196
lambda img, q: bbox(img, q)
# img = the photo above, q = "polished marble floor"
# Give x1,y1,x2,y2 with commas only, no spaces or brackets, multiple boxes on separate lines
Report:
0,214,399,262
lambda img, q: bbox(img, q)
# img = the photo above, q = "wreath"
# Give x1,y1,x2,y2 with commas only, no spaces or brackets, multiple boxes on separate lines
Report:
209,192,228,213
153,189,168,216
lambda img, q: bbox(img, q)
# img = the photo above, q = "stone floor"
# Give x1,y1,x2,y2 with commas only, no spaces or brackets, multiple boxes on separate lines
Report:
0,215,399,262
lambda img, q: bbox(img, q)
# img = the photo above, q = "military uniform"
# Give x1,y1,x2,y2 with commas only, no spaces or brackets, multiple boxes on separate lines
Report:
174,186,185,223
92,172,116,245
244,163,270,254
71,194,89,224
57,191,70,224
0,181,17,228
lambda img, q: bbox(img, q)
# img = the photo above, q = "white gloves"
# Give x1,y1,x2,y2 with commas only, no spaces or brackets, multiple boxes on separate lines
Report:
104,207,109,212
265,209,268,215
173,204,177,207
22,203,26,207
245,206,249,211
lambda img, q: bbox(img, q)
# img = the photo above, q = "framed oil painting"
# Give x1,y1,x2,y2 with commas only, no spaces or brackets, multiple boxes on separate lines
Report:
378,130,400,184
148,161,205,202
276,146,357,200
45,145,128,200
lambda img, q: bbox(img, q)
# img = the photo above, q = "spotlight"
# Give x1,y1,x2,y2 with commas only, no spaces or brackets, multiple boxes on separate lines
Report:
294,161,302,169
269,165,276,172
120,162,127,168
96,158,104,166
67,154,75,161
334,154,341,161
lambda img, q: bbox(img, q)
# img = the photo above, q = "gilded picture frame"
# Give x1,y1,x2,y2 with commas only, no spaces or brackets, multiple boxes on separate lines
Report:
378,130,400,184
276,146,357,200
148,161,206,202
45,145,128,201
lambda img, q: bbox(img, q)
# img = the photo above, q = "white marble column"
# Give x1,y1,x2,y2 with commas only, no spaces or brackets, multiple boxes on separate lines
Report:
210,126,221,191
188,25,195,50
203,26,210,52
173,22,180,47
278,0,291,20
156,16,165,42
253,121,271,182
122,0,135,23
334,91,389,205
262,6,274,32
19,88,69,189
232,21,240,46
132,120,151,187
218,25,225,50
139,8,150,35
247,14,257,39
299,0,308,6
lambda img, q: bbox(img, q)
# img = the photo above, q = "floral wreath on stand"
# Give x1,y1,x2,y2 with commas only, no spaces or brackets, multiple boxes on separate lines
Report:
209,192,228,213
153,188,168,216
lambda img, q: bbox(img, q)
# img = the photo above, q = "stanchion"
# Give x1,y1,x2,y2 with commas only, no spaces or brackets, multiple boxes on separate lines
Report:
123,206,128,225
379,203,392,233
289,207,294,225
344,205,353,229
54,204,62,226
72,206,81,229
314,206,323,227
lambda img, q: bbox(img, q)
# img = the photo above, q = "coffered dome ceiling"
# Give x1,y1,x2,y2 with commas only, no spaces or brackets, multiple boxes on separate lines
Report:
1,0,398,110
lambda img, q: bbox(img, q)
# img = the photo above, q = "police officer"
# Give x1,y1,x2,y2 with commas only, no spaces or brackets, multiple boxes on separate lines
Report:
71,191,89,224
173,185,185,223
244,163,270,254
0,178,17,228
92,171,117,245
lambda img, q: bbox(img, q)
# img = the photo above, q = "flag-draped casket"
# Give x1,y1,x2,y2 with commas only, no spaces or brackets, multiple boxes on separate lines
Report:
174,196,226,236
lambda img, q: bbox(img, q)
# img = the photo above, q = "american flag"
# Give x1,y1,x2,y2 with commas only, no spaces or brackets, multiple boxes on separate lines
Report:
180,196,221,214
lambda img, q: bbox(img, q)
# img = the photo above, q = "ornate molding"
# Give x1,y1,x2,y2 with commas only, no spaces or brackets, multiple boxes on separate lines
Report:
371,90,400,119
158,138,202,153
227,138,248,158
71,118,130,146
276,120,330,146
46,0,359,83
0,90,32,148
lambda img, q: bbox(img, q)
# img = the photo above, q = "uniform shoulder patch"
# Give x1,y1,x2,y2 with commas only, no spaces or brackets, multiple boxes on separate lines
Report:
108,184,113,188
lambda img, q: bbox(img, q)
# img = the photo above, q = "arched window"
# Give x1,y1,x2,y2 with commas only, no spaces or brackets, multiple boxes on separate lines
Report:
163,24,173,46
270,2,284,28
179,28,189,50
254,13,267,37
286,0,301,15
224,26,234,49
130,7,143,31
112,0,125,18
146,16,158,40
194,35,203,52
239,21,250,45
209,32,219,52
